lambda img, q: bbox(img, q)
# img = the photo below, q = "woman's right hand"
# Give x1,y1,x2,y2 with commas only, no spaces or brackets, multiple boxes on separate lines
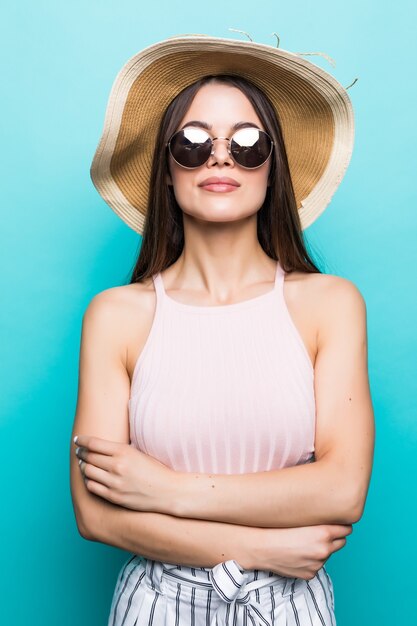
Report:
253,524,353,580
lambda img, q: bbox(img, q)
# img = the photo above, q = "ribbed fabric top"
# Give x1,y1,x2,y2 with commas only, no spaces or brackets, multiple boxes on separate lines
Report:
128,260,316,474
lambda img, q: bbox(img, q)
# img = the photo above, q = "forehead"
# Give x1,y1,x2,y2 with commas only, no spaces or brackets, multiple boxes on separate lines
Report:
179,82,263,130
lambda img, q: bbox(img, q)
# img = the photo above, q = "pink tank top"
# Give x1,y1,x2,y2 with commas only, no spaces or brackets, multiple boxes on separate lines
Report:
128,260,316,473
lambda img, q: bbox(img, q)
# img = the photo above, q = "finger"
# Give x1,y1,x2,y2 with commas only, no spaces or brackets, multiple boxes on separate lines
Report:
74,436,120,456
76,449,114,471
330,538,347,554
81,462,117,488
328,524,353,539
84,476,125,506
84,478,113,500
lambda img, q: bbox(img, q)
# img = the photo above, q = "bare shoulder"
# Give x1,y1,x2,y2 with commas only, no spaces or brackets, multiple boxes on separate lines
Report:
307,271,363,303
287,270,365,310
294,271,366,346
310,273,366,321
85,277,155,315
83,278,157,380
282,270,366,366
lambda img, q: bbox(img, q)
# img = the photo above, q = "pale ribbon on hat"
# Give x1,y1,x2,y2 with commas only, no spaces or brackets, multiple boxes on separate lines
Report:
208,559,294,626
228,27,358,90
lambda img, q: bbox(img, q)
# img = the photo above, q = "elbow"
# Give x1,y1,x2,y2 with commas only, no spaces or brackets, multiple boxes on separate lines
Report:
337,486,367,524
342,502,364,525
76,516,95,541
70,461,103,541
72,500,96,541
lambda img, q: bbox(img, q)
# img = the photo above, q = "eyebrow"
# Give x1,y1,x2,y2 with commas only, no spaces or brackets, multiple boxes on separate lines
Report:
180,120,261,131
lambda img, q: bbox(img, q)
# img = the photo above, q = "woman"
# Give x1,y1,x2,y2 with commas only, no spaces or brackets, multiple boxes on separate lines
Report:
70,34,375,625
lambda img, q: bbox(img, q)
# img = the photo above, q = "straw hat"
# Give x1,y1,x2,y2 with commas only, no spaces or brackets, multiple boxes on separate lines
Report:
90,33,355,233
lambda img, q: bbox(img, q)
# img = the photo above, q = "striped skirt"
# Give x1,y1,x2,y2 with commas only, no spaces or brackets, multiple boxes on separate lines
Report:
107,556,336,626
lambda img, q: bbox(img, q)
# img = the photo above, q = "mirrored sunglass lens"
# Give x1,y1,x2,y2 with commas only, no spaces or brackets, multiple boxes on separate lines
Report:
230,128,272,167
169,128,212,167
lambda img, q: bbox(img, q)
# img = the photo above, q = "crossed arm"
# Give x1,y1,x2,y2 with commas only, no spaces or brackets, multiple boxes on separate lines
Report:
70,276,374,556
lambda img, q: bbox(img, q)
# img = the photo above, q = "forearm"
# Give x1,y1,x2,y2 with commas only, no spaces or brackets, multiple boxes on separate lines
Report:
175,457,360,528
82,492,261,569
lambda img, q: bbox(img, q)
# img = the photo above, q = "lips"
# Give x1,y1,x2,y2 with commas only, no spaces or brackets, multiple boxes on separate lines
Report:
199,177,240,187
198,176,241,192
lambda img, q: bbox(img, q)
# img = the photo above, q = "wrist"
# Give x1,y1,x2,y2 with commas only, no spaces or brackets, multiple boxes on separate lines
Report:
169,471,192,517
235,527,266,571
171,471,202,518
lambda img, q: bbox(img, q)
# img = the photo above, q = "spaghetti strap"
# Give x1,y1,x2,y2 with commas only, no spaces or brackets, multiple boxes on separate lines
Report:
275,259,285,286
152,272,165,301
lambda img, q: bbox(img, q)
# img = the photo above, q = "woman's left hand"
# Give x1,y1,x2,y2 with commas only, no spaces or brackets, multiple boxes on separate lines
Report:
74,435,179,514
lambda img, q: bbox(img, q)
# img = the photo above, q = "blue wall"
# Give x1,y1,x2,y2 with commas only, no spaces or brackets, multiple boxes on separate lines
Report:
1,1,416,624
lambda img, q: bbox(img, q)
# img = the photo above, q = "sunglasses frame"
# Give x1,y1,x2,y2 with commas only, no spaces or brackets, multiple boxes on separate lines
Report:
166,127,274,170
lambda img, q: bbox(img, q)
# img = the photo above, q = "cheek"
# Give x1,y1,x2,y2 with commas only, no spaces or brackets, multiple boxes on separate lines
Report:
248,169,270,200
169,160,192,195
170,173,198,211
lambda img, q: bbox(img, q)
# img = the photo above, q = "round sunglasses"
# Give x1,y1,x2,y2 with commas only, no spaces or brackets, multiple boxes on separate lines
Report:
167,126,274,170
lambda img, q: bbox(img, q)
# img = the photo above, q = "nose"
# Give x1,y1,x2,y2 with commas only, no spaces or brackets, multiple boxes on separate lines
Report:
207,137,234,167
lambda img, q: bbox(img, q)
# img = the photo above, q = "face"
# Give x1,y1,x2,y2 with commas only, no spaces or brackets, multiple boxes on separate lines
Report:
166,82,271,225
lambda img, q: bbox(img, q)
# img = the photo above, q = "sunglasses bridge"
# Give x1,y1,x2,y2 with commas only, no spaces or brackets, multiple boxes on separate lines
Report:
207,136,237,157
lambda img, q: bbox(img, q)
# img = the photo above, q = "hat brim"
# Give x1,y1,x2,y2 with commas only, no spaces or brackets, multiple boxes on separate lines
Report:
90,35,355,233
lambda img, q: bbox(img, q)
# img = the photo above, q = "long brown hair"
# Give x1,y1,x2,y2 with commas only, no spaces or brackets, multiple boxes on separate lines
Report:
128,74,322,284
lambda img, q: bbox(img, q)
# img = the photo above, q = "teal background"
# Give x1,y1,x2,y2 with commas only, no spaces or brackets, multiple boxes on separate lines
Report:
1,1,416,624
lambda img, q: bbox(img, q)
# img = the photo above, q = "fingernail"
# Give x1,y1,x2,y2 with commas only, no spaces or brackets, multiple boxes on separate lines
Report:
73,435,78,444
78,459,82,466
75,447,80,455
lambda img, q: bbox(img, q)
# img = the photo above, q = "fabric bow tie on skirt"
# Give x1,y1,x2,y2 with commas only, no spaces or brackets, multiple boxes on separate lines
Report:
208,559,294,625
